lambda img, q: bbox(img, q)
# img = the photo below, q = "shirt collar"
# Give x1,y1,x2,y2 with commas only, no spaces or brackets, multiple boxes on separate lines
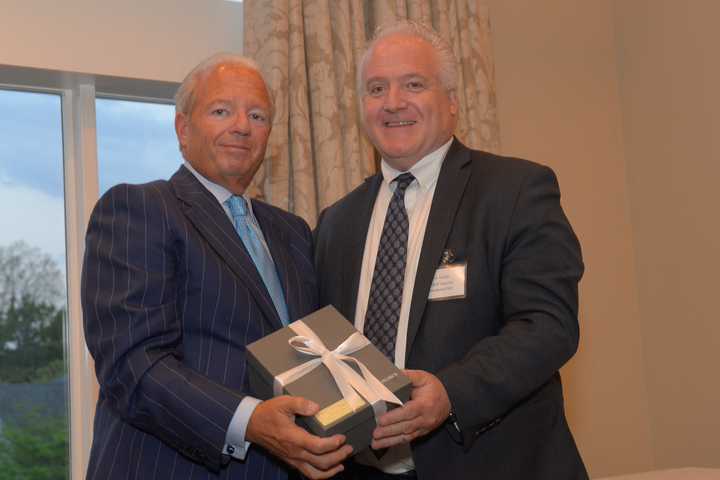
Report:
380,137,453,190
183,161,256,216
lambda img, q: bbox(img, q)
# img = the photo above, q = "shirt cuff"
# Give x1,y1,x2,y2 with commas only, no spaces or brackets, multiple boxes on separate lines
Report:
223,396,262,460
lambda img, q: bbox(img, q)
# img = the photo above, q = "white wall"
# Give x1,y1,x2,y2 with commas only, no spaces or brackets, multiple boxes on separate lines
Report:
489,0,720,476
2,0,243,82
615,0,720,469
486,1,655,476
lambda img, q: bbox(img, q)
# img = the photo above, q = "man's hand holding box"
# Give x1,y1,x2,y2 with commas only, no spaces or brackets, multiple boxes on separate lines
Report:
247,305,412,452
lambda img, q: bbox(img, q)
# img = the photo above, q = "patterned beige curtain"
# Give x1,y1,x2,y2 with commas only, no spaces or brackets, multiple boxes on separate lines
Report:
244,0,499,226
367,0,500,155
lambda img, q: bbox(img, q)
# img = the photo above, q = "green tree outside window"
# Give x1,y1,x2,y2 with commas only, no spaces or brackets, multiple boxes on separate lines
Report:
0,241,68,479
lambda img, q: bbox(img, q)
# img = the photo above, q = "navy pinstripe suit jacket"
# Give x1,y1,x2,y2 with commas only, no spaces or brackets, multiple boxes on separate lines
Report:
82,165,317,479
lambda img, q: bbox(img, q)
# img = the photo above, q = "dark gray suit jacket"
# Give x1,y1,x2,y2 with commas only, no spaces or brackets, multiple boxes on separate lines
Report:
314,139,587,479
82,165,317,479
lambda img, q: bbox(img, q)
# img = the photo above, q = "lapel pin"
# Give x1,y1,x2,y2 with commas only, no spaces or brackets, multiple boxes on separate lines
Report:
440,249,455,265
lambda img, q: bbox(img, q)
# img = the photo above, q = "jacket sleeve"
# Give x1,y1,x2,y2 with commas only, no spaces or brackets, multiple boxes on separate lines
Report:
82,183,243,472
436,164,583,445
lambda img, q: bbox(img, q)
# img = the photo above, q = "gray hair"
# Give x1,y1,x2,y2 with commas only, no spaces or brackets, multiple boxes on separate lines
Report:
357,20,458,97
174,52,273,119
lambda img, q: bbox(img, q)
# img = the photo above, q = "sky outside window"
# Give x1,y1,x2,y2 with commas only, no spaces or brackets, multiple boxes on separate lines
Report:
0,88,69,479
96,98,182,194
0,89,66,267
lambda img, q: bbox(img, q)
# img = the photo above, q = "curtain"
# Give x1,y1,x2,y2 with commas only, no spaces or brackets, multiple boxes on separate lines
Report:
244,0,499,225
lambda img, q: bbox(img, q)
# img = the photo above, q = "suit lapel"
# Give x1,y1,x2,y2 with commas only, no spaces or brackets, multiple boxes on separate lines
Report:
406,140,472,357
170,166,283,331
341,175,383,320
251,202,297,321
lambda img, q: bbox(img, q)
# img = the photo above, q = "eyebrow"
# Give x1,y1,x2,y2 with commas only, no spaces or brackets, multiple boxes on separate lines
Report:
205,98,269,111
364,77,388,85
401,73,429,81
365,73,429,83
206,98,232,107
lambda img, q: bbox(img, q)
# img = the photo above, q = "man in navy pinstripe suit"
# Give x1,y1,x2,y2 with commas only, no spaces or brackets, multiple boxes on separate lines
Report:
82,54,352,479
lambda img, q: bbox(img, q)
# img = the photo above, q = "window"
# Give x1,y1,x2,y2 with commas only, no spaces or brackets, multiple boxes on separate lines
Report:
0,89,69,479
1,3,242,476
0,68,181,479
96,98,182,194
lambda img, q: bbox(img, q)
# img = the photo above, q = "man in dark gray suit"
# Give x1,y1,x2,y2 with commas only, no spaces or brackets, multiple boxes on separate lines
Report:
314,22,588,479
82,54,351,480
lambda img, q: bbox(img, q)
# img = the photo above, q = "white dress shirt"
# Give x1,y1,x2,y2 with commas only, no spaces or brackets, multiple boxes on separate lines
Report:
353,138,453,473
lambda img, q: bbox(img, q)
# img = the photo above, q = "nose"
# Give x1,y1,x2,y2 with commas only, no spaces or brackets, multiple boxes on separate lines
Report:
383,86,407,112
230,112,251,136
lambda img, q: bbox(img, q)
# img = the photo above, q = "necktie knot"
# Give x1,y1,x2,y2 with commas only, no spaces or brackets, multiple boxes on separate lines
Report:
224,194,289,326
393,173,415,196
226,195,248,218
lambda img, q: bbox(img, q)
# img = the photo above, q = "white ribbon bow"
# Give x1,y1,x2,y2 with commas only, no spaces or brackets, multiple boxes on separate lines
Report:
273,320,403,420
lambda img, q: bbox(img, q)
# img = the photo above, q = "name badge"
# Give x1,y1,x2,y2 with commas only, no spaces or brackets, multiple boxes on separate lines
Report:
428,262,466,301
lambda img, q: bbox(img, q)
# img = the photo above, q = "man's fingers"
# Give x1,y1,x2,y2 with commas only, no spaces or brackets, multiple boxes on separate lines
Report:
274,427,350,477
297,460,346,480
298,443,354,471
374,417,419,440
280,395,320,417
403,369,428,387
372,436,402,449
376,400,420,427
271,420,350,461
371,431,418,450
295,431,348,456
247,396,350,475
287,442,351,480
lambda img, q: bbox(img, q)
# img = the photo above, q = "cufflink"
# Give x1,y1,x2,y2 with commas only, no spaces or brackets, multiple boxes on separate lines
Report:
445,408,463,445
226,445,235,455
447,409,461,434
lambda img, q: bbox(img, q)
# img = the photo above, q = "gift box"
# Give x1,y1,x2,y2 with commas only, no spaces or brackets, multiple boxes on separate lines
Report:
246,305,412,452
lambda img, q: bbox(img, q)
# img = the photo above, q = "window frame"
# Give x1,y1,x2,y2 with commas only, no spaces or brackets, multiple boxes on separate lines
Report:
0,63,179,479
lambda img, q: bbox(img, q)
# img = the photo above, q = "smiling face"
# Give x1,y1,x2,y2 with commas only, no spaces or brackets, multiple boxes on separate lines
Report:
175,63,272,194
361,34,458,171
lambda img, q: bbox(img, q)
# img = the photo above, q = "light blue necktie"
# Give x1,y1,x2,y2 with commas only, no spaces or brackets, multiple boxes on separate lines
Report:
226,195,289,326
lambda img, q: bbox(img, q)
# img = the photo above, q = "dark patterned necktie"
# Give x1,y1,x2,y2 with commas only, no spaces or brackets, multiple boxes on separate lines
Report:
364,172,416,360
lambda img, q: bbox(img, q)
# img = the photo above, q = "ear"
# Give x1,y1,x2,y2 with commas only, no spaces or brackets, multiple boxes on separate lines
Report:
175,112,189,151
448,90,459,116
